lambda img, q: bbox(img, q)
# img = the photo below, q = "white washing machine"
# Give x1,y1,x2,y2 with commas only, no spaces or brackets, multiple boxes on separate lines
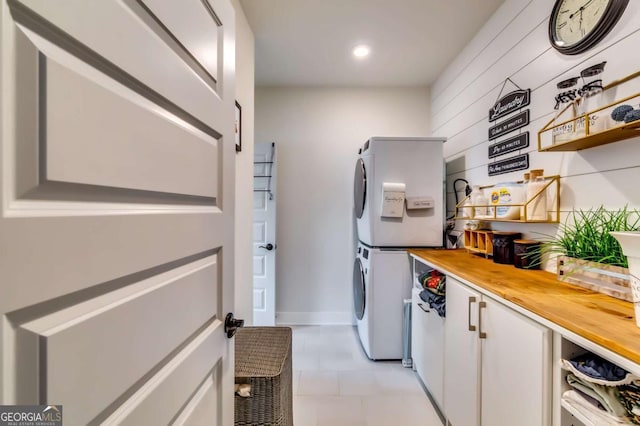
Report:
353,242,411,360
354,136,445,247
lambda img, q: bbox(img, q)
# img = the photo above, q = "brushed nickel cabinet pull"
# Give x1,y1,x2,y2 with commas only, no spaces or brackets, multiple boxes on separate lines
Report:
479,301,487,339
468,296,477,331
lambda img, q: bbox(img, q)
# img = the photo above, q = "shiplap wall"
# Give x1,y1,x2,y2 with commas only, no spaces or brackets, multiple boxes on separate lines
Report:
432,0,640,258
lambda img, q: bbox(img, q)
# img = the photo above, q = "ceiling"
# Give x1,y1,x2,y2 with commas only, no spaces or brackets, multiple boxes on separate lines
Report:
239,0,505,87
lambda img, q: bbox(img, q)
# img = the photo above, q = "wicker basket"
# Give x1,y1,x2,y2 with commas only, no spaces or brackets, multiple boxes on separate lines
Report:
234,327,293,426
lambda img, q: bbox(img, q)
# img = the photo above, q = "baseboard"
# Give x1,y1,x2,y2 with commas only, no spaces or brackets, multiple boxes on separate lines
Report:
276,311,354,325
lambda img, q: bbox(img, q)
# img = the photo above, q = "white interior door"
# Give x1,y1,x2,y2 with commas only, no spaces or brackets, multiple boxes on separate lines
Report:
0,0,237,424
253,143,276,326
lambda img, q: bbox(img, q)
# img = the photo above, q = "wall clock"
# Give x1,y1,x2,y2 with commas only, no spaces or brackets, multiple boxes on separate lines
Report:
549,0,629,55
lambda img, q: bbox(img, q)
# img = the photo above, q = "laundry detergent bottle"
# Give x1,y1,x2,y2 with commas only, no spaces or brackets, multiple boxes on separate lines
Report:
490,182,524,220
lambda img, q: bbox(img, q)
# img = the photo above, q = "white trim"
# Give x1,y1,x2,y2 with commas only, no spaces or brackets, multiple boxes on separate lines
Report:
276,311,354,326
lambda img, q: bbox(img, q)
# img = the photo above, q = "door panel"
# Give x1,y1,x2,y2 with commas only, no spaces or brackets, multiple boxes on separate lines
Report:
253,288,266,310
15,0,225,131
481,298,551,426
176,367,221,426
253,190,266,209
1,0,236,424
139,0,220,82
104,322,225,425
44,54,218,198
1,212,223,312
17,257,217,424
11,21,220,200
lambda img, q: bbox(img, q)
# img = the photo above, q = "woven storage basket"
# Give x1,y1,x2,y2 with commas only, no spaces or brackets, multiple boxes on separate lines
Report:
234,327,293,426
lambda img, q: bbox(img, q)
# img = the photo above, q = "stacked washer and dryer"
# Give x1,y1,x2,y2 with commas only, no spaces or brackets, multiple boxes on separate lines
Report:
353,136,445,360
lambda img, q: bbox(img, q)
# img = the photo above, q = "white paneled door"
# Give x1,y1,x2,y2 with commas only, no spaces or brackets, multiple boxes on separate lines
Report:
0,0,236,424
253,143,276,326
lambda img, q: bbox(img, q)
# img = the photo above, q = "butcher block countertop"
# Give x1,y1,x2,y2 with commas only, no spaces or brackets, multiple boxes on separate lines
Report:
408,248,640,366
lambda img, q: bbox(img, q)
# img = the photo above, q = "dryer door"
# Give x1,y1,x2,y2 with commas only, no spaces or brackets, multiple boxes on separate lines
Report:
353,158,367,219
353,257,366,320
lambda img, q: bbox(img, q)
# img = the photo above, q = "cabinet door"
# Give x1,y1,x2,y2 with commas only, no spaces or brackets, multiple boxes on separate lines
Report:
423,302,445,410
412,289,426,378
444,278,481,426
480,298,551,426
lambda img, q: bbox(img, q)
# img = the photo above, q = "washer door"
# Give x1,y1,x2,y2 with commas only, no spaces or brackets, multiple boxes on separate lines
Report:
353,158,367,219
353,257,366,320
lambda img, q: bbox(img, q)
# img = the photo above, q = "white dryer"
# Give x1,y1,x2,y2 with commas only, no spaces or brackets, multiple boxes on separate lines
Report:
353,242,411,360
354,137,445,247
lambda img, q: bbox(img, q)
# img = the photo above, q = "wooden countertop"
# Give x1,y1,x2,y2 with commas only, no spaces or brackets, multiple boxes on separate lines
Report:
408,248,640,365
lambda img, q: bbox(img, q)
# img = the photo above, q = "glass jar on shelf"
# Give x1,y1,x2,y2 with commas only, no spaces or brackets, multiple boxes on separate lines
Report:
575,62,607,136
552,77,579,144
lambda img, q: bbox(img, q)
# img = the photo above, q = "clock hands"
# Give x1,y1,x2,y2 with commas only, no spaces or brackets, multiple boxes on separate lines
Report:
569,0,595,20
579,8,585,36
566,0,596,36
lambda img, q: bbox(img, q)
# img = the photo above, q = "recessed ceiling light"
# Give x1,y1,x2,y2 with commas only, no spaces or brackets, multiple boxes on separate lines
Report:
353,45,370,58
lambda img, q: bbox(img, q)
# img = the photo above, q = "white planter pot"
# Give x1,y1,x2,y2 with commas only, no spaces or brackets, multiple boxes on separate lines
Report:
610,232,640,327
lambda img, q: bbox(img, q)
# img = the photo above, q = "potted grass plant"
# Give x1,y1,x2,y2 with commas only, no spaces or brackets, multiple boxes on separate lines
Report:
538,206,640,301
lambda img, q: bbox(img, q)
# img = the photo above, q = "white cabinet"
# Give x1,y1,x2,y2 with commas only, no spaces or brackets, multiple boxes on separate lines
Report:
412,287,445,411
444,277,551,426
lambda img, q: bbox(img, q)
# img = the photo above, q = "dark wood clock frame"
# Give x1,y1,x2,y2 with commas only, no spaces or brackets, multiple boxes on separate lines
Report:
549,0,629,55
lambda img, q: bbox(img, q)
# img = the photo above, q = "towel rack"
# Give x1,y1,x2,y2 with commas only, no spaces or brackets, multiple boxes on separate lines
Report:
253,143,275,200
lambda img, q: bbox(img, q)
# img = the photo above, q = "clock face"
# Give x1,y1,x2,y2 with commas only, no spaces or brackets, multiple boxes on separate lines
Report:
553,0,609,47
549,0,629,55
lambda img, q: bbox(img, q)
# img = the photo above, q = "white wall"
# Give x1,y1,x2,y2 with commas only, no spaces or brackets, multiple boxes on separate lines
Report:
232,0,255,325
255,87,430,324
432,0,640,263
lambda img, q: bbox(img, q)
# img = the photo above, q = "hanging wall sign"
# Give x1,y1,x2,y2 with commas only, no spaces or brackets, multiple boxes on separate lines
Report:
488,153,529,176
488,110,529,140
488,132,529,159
489,89,531,122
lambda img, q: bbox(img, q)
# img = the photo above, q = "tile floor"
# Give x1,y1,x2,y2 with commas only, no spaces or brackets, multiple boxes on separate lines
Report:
291,325,443,426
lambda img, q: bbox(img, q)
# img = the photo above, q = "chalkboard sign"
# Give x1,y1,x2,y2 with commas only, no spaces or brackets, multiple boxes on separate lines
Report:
489,89,530,122
488,132,529,159
488,154,529,176
488,110,529,140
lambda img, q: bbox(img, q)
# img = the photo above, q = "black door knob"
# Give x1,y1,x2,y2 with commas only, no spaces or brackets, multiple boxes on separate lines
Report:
224,313,244,338
259,243,275,251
